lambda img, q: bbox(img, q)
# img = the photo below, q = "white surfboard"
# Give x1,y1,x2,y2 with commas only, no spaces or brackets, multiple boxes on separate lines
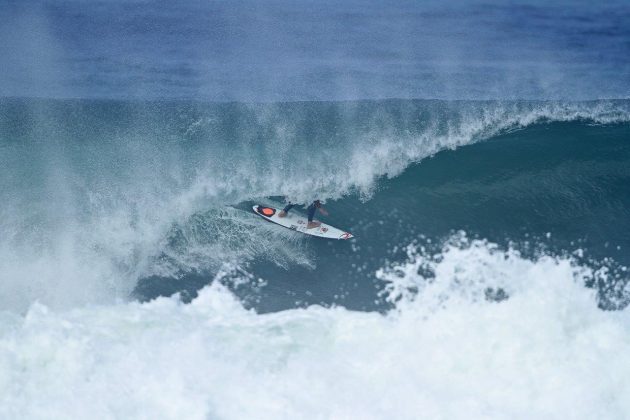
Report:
253,205,354,240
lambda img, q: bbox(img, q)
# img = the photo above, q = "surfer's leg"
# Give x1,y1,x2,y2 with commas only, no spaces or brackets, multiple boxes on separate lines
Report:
306,203,320,228
306,203,316,221
279,203,294,217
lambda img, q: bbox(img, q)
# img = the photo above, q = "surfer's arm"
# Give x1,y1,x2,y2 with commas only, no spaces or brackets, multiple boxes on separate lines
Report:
319,206,329,216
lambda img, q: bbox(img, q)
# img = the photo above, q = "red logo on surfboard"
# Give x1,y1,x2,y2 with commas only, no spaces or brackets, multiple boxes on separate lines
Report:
257,206,276,217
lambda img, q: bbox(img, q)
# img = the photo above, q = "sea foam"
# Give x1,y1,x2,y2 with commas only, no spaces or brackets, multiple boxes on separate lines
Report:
2,237,629,419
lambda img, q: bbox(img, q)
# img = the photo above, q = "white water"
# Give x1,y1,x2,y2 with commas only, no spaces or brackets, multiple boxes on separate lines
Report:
2,238,629,419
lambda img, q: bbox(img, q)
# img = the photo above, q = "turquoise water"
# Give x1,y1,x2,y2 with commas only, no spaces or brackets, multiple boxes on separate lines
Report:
1,98,629,312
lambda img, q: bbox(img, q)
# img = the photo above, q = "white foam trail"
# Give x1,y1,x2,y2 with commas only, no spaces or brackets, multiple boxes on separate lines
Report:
1,237,629,419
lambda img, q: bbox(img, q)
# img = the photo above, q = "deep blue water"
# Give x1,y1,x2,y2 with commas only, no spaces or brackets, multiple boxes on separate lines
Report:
1,0,629,100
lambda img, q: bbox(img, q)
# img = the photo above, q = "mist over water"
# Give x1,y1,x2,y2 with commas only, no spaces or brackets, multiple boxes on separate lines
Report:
2,1,630,419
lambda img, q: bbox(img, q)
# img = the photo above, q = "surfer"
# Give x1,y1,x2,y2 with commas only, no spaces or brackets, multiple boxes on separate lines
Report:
279,200,329,229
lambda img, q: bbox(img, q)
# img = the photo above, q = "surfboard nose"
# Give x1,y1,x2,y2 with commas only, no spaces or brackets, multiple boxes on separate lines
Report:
340,232,354,240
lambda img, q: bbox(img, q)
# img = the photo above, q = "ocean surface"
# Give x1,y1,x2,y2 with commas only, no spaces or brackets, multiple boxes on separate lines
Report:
1,1,630,419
